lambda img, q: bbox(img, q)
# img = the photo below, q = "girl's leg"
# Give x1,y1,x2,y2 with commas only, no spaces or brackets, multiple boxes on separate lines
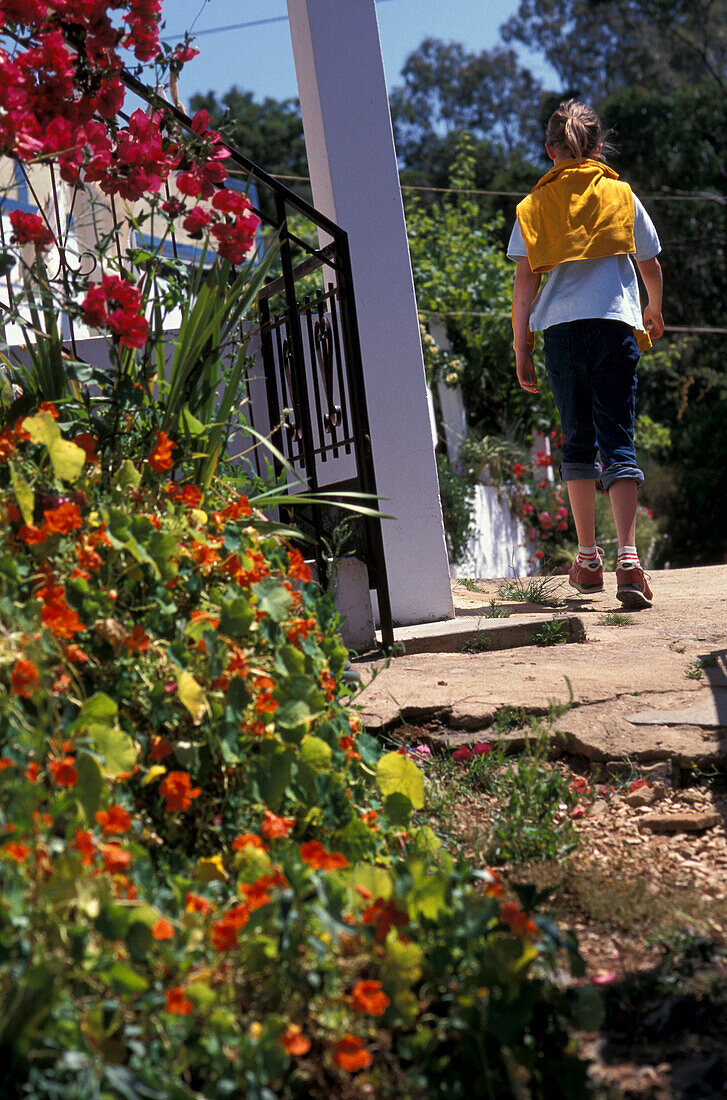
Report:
608,478,638,548
566,478,597,546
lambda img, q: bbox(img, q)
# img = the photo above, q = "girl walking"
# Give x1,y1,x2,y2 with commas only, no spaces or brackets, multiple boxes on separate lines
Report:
509,99,664,609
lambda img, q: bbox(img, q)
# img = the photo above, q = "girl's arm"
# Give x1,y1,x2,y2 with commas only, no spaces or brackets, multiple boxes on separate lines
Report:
512,257,540,393
636,256,664,339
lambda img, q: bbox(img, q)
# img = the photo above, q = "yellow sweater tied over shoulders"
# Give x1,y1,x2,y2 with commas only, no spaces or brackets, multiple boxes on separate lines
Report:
515,158,652,351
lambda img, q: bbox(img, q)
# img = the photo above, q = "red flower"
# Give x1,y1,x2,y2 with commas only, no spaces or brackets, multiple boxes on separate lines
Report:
210,904,249,951
4,842,30,863
332,1035,372,1072
232,833,267,853
160,771,201,813
299,840,348,871
43,501,82,535
261,810,295,839
9,209,54,252
500,901,539,939
48,755,77,787
165,986,193,1015
361,897,409,942
11,658,39,698
183,205,212,237
288,548,312,582
73,829,95,866
148,430,177,473
351,979,390,1016
95,805,132,835
512,462,525,478
152,918,174,941
125,624,151,652
99,841,132,874
280,1024,311,1056
185,892,214,915
149,736,174,762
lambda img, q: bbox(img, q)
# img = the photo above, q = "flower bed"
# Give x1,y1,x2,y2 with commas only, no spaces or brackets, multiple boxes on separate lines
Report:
0,5,596,1095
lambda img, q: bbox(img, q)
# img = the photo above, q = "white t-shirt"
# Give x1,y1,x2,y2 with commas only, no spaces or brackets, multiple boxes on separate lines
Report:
507,193,661,332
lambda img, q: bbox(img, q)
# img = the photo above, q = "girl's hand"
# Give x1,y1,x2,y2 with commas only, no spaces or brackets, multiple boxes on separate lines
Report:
515,351,539,393
643,304,664,340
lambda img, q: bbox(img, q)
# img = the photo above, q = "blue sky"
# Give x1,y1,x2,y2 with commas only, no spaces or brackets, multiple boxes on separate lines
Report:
162,0,559,103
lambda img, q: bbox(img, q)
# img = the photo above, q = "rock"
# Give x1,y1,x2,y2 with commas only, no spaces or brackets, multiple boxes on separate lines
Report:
624,787,657,808
589,799,609,816
637,812,721,834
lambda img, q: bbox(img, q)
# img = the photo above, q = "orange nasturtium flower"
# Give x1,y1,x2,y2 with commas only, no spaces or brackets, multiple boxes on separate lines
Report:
124,624,151,652
25,761,40,783
149,736,174,762
232,832,267,853
261,810,295,840
351,980,390,1017
287,547,312,583
73,829,95,865
210,904,250,951
165,987,193,1015
95,805,132,835
361,897,409,942
40,589,85,639
152,918,175,941
159,771,201,813
99,841,132,874
299,840,348,872
280,1024,311,1056
43,501,82,535
4,842,30,863
185,892,214,915
48,755,78,787
19,523,47,545
10,658,39,698
332,1034,372,1072
147,430,177,473
499,901,539,939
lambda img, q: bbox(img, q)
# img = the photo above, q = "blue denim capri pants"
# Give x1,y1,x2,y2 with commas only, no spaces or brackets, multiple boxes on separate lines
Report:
543,318,644,492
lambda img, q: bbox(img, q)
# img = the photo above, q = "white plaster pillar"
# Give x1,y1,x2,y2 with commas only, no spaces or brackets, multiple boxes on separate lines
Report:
286,0,454,625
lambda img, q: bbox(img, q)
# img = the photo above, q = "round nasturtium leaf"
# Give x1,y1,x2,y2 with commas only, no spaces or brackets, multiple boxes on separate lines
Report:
376,752,425,810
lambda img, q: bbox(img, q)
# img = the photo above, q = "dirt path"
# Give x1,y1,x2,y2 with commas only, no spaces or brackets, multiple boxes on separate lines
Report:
357,565,727,1097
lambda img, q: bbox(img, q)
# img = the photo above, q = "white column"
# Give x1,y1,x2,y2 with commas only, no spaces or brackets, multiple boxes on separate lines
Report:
286,0,454,625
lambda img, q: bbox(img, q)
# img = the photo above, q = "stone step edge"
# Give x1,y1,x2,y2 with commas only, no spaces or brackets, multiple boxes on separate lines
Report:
375,614,587,656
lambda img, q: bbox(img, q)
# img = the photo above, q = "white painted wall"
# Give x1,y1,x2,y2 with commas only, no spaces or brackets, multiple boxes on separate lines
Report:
454,483,535,580
286,0,454,627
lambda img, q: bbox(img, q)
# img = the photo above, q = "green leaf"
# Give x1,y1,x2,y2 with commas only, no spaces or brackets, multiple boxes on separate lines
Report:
346,863,393,900
406,858,449,921
385,935,423,991
75,752,104,822
299,735,332,771
102,961,149,994
383,791,414,826
177,670,207,725
275,699,313,732
8,462,34,526
112,460,142,490
376,752,425,810
22,412,85,483
125,920,153,963
69,693,137,777
219,596,254,639
253,577,293,623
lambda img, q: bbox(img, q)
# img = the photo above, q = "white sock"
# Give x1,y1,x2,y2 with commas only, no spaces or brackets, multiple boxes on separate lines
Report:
617,545,640,569
577,543,600,569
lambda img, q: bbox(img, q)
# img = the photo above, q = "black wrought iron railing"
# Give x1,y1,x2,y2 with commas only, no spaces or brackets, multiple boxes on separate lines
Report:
0,65,394,649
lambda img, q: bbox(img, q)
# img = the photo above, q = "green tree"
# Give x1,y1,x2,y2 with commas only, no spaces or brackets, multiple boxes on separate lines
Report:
189,87,308,183
406,134,556,435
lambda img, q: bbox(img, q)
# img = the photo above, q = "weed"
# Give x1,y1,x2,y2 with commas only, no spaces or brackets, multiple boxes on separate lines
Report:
483,599,510,619
532,618,570,647
685,659,705,680
487,729,581,864
598,611,635,627
461,633,491,654
497,573,566,608
460,578,489,595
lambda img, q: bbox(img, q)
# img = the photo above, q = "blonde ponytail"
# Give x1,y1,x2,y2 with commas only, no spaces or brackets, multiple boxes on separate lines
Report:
546,99,612,160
